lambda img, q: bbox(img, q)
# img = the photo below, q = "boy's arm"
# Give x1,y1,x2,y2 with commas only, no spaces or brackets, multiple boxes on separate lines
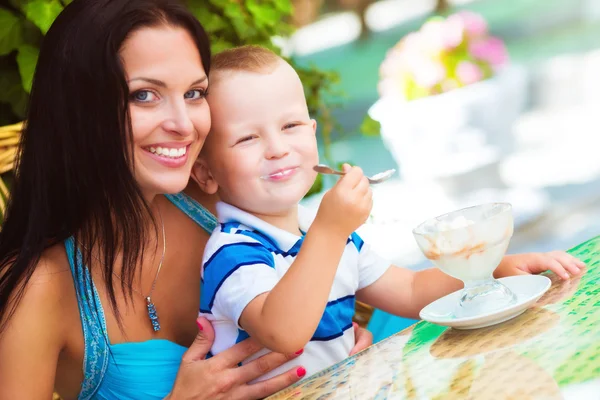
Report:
357,251,585,319
239,166,373,354
356,266,460,319
239,221,348,354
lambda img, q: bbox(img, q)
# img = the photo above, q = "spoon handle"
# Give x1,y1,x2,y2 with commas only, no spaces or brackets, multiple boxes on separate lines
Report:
313,165,346,177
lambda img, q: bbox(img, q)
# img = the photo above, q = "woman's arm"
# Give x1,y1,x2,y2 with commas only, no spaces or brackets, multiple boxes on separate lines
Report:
0,256,69,398
167,317,303,400
167,318,372,399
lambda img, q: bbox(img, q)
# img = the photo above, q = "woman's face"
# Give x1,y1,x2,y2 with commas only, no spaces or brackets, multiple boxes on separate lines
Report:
120,25,210,199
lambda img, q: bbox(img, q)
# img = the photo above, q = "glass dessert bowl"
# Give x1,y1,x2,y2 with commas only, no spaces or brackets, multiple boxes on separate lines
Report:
413,203,517,318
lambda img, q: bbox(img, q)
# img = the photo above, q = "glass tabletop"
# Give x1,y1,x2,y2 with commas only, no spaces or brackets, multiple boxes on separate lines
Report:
268,235,600,399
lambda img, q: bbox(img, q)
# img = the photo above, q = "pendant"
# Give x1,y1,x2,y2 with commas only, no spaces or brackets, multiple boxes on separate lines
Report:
146,296,161,332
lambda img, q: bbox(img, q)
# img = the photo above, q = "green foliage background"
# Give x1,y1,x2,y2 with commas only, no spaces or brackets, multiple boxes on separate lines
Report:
0,0,353,194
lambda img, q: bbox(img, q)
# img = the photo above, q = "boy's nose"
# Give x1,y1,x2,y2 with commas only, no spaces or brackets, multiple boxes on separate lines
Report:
265,137,290,159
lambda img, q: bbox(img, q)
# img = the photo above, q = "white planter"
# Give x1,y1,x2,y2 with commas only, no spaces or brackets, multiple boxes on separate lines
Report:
368,65,529,181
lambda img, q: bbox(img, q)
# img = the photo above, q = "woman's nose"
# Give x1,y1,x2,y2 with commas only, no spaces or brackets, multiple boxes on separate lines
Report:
162,100,194,136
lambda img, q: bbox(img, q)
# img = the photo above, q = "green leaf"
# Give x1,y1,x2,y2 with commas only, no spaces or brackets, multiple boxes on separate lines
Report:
359,115,381,137
20,17,44,46
0,64,28,117
16,44,39,93
202,13,229,33
0,8,23,56
246,0,279,29
206,0,254,42
188,1,225,33
210,38,235,55
22,0,64,35
274,0,293,14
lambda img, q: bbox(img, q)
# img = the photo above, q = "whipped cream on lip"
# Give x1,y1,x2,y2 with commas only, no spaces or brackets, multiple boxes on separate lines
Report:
261,166,299,181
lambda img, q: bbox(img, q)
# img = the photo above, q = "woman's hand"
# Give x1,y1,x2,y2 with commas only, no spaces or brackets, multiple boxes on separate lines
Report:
349,322,373,356
167,317,304,400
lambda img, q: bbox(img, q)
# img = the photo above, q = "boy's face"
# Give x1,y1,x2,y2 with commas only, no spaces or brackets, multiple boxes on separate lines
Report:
202,61,319,216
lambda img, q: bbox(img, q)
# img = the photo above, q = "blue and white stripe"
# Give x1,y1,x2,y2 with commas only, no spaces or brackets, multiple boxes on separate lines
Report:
199,202,390,381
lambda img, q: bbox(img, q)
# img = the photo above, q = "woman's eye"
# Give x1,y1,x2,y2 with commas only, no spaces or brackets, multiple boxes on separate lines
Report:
131,90,158,103
184,89,207,100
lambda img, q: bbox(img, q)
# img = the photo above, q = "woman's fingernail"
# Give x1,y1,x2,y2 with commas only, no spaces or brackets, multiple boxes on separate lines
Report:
295,349,304,355
296,367,306,378
196,320,203,331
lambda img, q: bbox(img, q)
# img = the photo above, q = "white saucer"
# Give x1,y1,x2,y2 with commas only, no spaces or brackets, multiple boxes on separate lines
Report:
419,275,552,330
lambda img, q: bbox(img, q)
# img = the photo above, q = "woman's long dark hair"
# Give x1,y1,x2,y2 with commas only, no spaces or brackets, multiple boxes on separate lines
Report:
0,0,211,330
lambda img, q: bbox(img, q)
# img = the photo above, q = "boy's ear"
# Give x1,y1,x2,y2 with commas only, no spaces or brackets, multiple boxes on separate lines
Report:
310,119,317,134
191,157,219,195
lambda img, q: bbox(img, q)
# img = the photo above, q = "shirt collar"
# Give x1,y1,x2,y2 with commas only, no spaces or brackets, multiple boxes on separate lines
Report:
216,202,316,252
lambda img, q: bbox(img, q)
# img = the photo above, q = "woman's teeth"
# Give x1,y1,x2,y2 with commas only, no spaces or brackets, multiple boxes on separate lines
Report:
149,146,186,158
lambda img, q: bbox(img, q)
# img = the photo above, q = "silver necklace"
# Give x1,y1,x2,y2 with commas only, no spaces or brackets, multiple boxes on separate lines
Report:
82,207,166,332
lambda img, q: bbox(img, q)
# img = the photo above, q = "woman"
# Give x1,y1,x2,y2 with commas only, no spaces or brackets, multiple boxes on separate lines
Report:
0,1,372,398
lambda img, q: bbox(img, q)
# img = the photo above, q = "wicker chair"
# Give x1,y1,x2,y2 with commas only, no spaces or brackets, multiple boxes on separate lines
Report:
0,122,19,217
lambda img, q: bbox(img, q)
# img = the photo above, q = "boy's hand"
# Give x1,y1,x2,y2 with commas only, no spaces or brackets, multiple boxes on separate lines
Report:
496,251,586,280
315,164,372,239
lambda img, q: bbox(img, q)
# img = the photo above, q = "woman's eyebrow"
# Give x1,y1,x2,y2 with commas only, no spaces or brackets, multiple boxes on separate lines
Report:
128,76,207,87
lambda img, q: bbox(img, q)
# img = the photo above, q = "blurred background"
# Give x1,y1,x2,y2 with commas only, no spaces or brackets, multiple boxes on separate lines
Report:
289,0,600,339
2,0,600,342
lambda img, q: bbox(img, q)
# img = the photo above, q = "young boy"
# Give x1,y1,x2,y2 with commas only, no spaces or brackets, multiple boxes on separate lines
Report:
192,46,584,381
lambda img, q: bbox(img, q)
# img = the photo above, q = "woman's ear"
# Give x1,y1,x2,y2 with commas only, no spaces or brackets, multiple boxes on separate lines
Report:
190,157,219,195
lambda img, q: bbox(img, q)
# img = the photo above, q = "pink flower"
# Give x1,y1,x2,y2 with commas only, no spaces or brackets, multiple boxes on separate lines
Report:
421,19,446,53
444,16,465,49
421,18,463,52
453,11,487,38
401,32,422,52
456,61,483,85
469,37,508,66
412,58,446,88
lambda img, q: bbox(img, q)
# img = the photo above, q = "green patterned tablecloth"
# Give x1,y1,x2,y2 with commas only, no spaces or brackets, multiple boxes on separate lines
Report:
269,236,600,399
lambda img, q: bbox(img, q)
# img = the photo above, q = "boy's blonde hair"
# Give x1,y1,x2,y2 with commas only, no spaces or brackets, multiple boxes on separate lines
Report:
211,45,282,76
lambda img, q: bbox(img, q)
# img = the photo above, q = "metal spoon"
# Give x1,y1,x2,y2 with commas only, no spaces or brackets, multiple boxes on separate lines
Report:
313,164,395,184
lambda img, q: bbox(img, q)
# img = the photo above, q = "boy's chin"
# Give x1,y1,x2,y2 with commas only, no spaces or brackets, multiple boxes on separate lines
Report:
257,194,307,215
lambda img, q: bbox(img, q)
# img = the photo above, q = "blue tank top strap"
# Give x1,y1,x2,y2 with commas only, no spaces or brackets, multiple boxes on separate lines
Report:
64,237,110,400
165,193,218,234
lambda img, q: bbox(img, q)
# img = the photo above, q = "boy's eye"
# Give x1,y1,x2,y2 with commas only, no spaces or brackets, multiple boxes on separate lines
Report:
131,90,158,103
235,135,256,145
184,88,208,100
283,122,300,130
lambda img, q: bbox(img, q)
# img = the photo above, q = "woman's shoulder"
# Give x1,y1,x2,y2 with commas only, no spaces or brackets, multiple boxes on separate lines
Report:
21,243,74,319
4,243,74,329
32,242,73,285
